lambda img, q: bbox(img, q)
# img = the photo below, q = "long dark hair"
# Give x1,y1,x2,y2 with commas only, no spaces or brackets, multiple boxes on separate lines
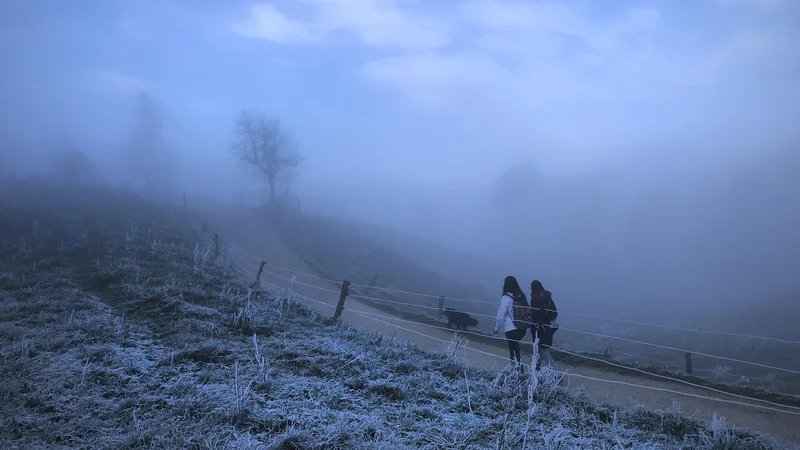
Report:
531,279,544,293
503,276,525,299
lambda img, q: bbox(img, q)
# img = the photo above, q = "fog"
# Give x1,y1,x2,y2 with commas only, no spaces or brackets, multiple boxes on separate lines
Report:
2,0,799,317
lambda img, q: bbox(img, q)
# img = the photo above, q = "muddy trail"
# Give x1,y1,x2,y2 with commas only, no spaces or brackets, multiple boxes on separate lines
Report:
197,201,800,444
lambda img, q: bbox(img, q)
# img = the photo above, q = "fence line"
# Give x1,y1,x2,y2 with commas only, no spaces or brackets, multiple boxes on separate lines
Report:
349,308,800,415
338,306,800,412
551,326,800,376
200,215,800,408
557,337,683,369
356,283,800,344
250,276,800,414
556,338,800,388
247,260,800,388
235,258,800,377
229,248,800,345
234,259,747,383
234,246,361,286
281,285,800,416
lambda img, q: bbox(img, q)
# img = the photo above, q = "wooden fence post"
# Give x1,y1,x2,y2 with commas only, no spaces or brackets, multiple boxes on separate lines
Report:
251,261,266,288
685,352,693,376
438,295,445,312
332,280,351,322
214,233,219,258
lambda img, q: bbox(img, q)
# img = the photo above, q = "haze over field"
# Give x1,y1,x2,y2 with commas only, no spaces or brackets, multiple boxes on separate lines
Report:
2,0,799,316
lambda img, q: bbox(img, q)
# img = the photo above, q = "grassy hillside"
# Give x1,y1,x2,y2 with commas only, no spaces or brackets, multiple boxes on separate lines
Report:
0,178,794,449
322,215,509,292
270,215,499,330
269,210,800,398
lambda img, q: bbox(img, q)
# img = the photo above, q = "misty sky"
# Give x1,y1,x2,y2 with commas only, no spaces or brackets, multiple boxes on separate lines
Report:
2,0,799,189
2,0,799,307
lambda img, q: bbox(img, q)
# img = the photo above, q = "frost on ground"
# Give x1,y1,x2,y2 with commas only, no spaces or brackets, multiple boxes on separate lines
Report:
0,179,794,449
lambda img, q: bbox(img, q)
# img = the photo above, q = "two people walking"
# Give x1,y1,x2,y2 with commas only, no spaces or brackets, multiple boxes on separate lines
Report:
493,276,559,371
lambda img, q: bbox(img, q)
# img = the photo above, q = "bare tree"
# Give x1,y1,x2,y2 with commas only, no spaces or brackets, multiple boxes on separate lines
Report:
231,109,302,203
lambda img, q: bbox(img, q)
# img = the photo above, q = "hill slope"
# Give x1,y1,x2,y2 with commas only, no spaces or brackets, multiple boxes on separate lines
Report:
0,178,793,449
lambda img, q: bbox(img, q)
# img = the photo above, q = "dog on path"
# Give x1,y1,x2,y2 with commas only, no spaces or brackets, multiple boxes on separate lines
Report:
441,308,479,331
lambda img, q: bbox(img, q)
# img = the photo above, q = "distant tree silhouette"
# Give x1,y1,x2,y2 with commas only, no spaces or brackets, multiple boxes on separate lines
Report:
231,109,302,204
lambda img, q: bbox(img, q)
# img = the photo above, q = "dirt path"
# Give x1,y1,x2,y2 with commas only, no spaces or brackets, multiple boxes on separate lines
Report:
198,203,799,444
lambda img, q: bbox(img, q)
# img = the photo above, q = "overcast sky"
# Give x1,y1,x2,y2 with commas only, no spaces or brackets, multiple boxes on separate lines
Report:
2,0,798,310
2,0,799,188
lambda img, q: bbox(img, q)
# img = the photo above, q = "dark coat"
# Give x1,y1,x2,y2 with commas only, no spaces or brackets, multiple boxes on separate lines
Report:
530,290,558,329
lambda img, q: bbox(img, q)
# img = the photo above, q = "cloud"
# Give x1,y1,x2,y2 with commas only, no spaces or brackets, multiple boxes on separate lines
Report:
363,50,612,113
232,4,322,44
82,69,148,94
460,0,660,54
717,0,788,8
227,0,799,163
362,0,799,113
231,0,450,49
363,1,659,114
660,29,792,88
363,52,508,107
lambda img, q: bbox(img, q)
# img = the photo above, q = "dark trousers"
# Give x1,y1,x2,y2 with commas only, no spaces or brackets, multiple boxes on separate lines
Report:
505,328,527,364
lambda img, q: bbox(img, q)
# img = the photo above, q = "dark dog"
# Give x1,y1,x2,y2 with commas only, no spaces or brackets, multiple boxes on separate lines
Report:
441,308,479,331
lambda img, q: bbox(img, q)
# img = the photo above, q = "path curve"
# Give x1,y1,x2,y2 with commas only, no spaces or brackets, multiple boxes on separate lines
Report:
198,202,799,444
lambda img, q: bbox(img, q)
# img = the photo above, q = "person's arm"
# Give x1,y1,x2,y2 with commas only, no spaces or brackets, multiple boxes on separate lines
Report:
495,295,510,334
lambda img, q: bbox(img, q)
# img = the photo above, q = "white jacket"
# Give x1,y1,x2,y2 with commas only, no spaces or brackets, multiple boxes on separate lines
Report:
495,294,520,333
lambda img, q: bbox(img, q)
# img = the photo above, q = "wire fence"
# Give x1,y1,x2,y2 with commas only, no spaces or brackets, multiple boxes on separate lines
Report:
229,245,800,380
234,246,800,342
246,274,800,416
200,214,800,417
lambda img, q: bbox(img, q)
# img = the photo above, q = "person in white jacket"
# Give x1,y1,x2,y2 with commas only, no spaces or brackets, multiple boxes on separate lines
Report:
494,276,528,367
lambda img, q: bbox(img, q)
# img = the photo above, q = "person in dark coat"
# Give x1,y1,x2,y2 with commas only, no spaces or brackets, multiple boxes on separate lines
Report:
530,279,558,370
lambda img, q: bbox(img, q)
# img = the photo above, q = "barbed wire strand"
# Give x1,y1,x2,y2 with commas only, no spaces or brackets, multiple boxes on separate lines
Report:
230,260,256,281
254,278,800,413
344,307,800,412
249,273,726,375
206,218,800,400
257,272,800,391
250,269,800,390
229,236,800,343
350,289,800,375
217,227,800,378
556,338,800,388
554,326,800,376
231,248,800,344
232,247,344,285
354,283,800,344
230,263,255,284
557,337,683,369
342,308,800,416
253,266,800,376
